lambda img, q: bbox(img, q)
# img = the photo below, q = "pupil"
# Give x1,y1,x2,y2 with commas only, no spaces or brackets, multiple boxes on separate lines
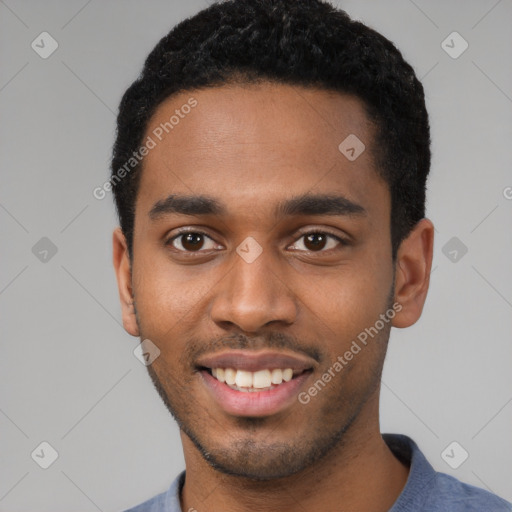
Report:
305,233,326,251
183,233,204,251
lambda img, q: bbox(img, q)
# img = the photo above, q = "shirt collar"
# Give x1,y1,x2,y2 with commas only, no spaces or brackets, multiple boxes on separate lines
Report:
164,434,433,512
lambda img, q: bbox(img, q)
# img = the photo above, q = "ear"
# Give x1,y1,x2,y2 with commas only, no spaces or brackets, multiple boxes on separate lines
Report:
112,227,140,337
391,218,434,328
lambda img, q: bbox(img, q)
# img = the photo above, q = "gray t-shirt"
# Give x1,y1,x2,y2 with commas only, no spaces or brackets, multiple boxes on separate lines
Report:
124,434,512,511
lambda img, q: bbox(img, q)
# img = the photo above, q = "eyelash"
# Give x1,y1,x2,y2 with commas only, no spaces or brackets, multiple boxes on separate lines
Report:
165,229,349,254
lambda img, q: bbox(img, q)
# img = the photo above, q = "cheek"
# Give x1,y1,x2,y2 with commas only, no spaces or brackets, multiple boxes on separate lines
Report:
295,263,391,341
131,260,187,334
131,255,219,344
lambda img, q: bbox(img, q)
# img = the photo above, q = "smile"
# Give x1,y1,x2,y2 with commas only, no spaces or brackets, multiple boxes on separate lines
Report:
196,350,315,416
209,367,302,392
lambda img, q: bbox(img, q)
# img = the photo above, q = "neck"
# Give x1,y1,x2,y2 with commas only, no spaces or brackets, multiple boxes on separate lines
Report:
180,394,409,512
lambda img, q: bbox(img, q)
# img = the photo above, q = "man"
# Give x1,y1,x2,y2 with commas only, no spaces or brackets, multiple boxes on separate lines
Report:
111,1,512,510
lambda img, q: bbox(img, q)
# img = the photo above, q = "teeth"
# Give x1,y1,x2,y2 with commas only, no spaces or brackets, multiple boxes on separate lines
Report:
283,368,293,382
271,369,283,385
235,370,253,388
253,369,272,389
216,368,225,383
224,368,236,385
210,367,296,390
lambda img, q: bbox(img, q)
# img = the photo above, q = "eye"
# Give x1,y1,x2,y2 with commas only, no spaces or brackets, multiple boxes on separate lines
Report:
167,231,219,252
289,231,347,252
166,229,348,254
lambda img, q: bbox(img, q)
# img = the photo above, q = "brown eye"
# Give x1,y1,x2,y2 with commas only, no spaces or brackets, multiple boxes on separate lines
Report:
289,231,347,253
180,233,204,251
303,233,328,251
168,231,218,252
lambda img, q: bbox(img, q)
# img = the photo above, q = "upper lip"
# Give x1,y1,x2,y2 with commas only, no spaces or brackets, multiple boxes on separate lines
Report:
196,350,316,372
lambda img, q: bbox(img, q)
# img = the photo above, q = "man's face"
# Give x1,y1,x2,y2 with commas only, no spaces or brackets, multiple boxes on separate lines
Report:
127,83,395,479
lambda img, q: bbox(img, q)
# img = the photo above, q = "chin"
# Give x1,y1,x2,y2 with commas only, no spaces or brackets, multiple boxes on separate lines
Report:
183,425,348,481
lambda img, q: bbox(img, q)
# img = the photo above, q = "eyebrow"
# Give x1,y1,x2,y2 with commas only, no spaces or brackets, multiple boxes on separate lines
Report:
148,193,366,220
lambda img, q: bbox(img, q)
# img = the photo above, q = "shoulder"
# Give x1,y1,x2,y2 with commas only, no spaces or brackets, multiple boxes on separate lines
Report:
123,489,168,512
424,472,512,512
383,434,512,512
123,471,185,512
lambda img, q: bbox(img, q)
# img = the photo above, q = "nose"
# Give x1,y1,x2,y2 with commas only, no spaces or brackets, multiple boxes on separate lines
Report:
209,249,299,333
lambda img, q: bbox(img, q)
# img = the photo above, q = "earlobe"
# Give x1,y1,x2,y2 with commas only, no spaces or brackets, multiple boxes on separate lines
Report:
391,218,434,328
112,227,140,337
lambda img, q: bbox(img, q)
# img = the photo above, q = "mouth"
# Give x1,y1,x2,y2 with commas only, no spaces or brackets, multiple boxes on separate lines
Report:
200,366,309,392
196,350,315,417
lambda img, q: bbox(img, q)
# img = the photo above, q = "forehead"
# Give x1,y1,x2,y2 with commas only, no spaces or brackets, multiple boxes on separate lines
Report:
136,82,388,220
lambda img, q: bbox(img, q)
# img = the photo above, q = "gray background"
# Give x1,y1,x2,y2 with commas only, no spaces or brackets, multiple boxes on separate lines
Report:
1,0,511,510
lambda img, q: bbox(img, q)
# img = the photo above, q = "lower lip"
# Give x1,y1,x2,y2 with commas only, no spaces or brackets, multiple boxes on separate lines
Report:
200,370,311,417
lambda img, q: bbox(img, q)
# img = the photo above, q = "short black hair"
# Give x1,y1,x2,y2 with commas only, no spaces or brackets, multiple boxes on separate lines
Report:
111,0,430,260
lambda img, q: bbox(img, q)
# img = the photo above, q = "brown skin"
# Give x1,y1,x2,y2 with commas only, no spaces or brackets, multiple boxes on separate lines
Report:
113,82,434,512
